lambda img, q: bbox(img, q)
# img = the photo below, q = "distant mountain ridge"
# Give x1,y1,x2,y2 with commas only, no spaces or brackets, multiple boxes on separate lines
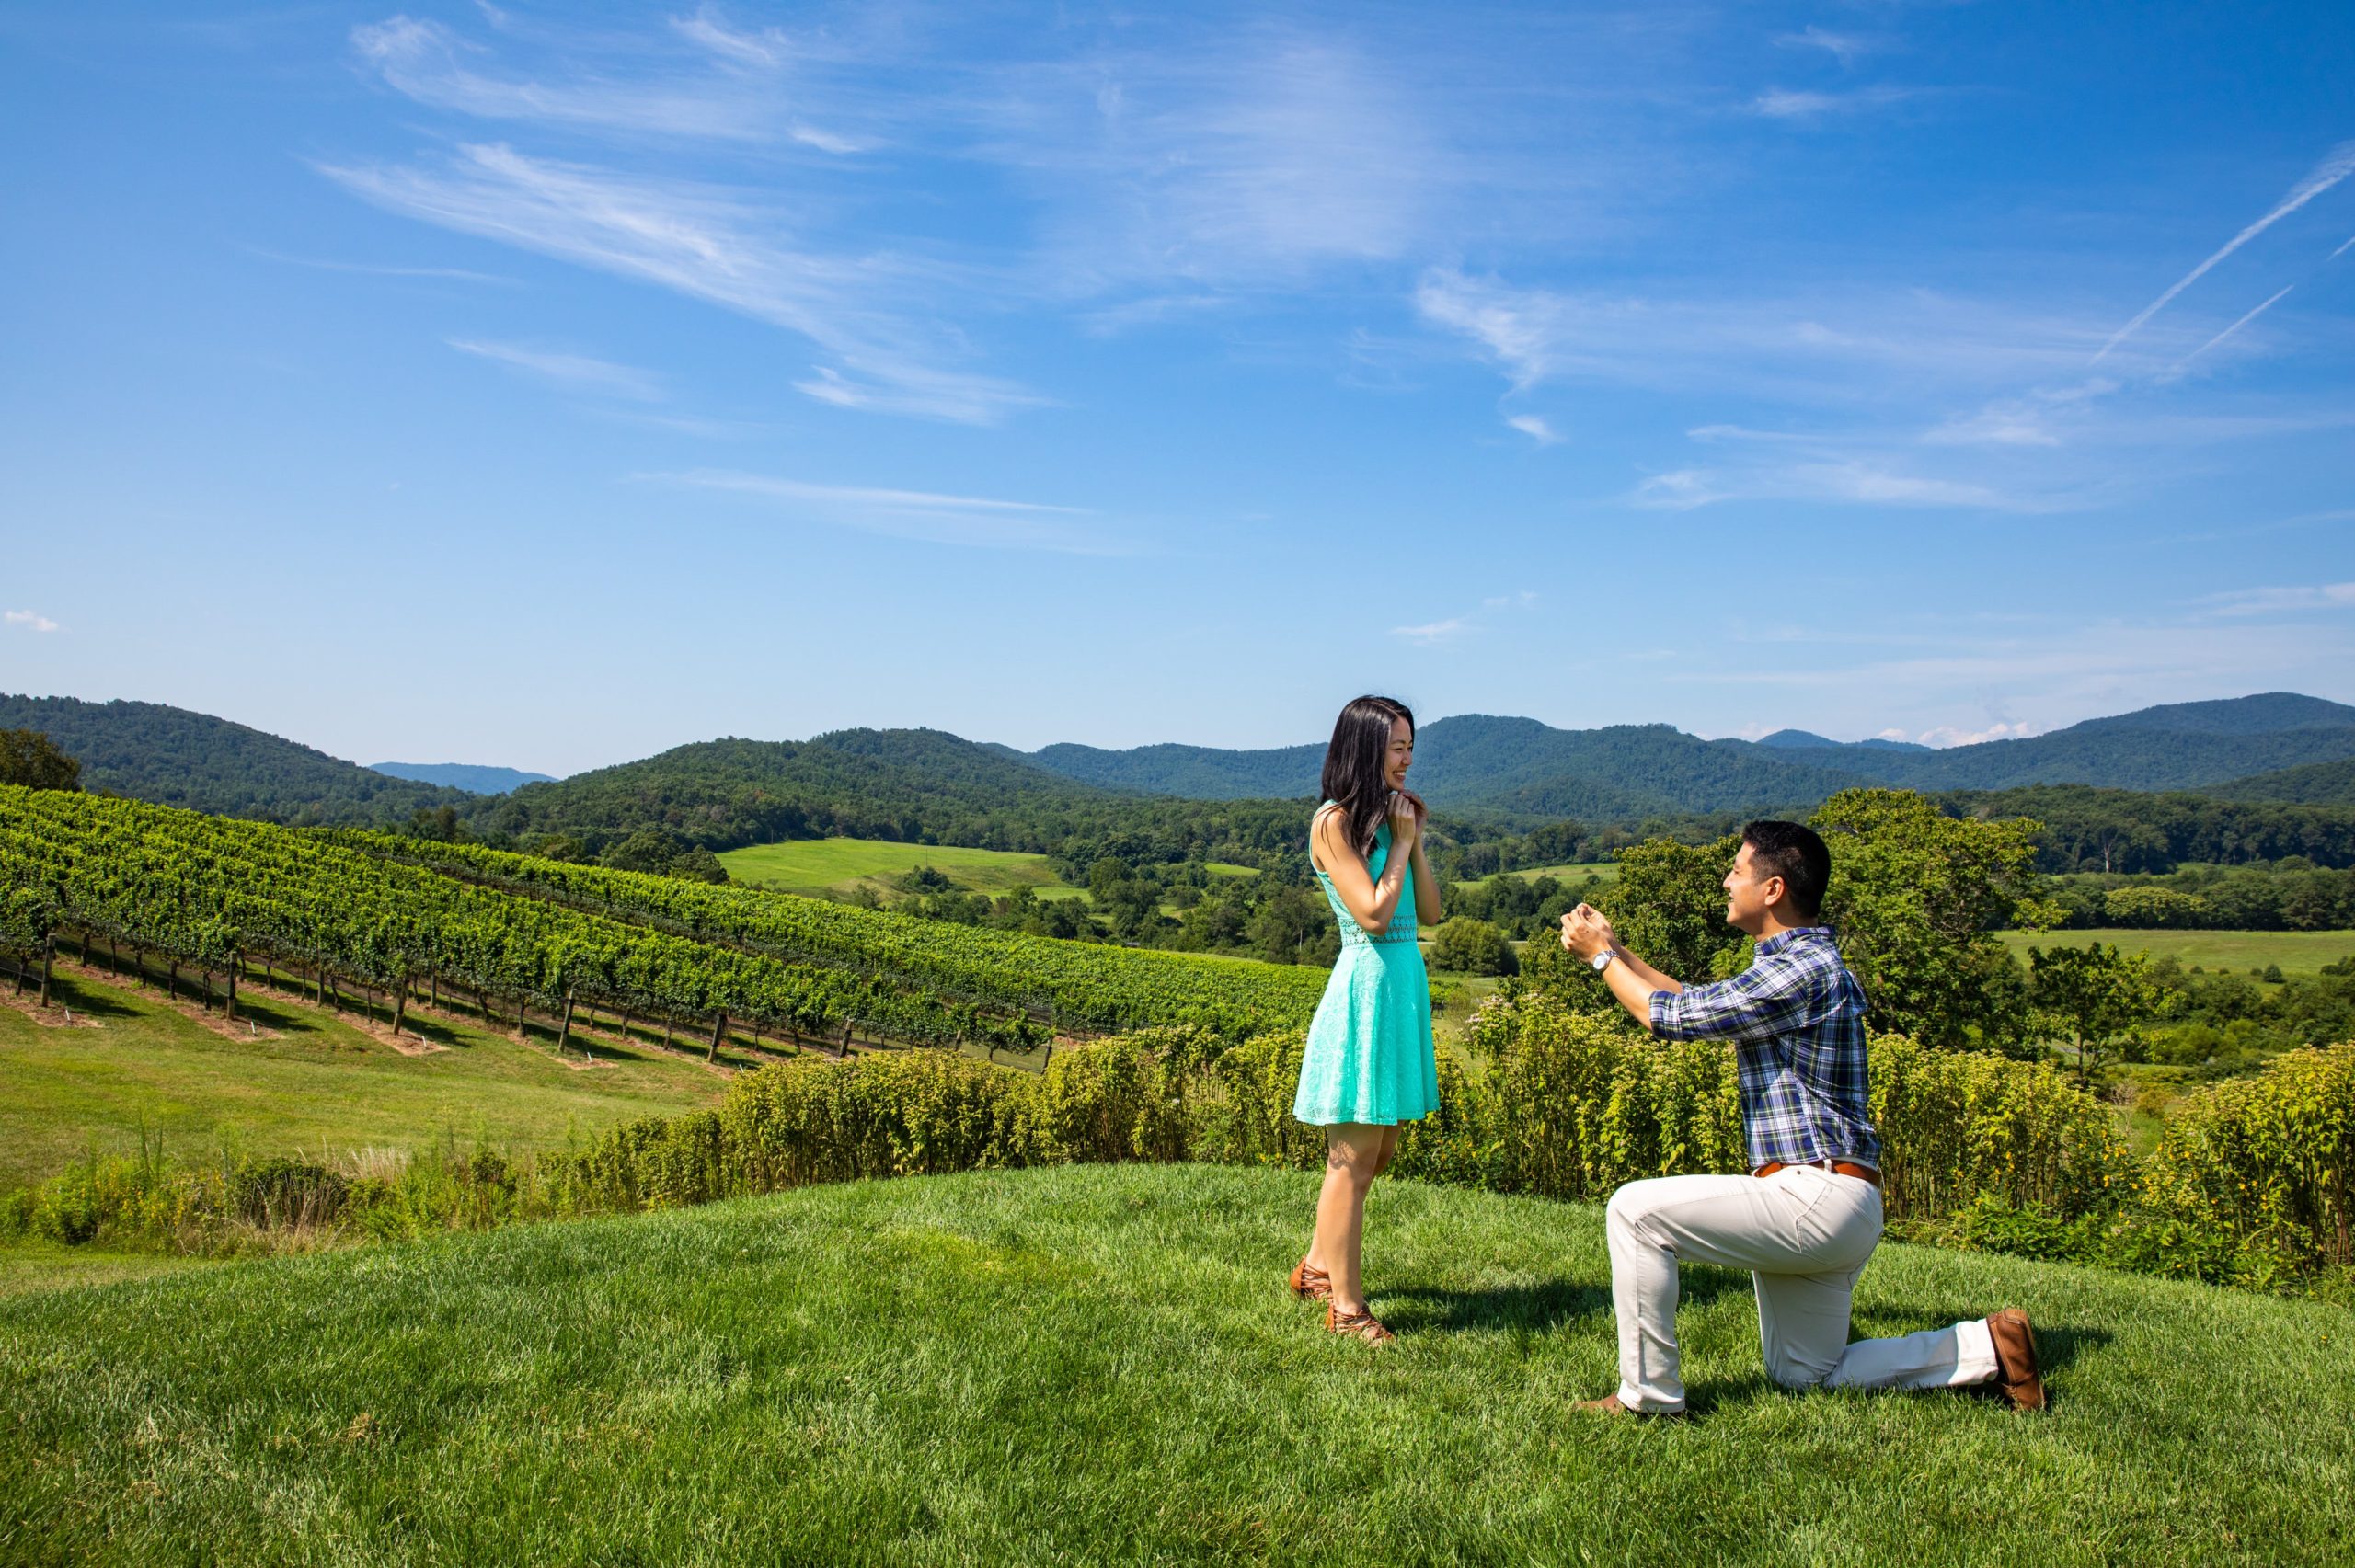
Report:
0,694,464,826
370,762,557,795
1004,692,2355,809
11,692,2352,847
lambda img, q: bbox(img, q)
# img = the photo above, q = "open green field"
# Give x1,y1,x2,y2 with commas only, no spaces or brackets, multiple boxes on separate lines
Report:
4,1163,2349,1565
0,965,726,1194
718,837,1088,900
1453,860,1619,894
1997,928,2355,975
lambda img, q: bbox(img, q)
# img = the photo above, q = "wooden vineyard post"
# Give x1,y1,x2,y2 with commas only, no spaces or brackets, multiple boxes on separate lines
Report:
555,992,575,1056
707,1009,727,1064
40,933,53,1008
390,976,407,1038
840,1020,854,1059
223,952,236,1021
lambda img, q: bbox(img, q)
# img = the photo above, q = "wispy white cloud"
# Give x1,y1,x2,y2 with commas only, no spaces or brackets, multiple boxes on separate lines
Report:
244,246,515,284
2096,139,2355,361
1913,720,2038,749
1414,267,2120,398
670,8,785,70
5,610,60,634
316,143,1039,423
1505,413,1562,445
1751,86,1909,120
2195,580,2355,618
1777,27,1876,67
1631,460,2030,512
446,338,664,400
2333,235,2355,261
1391,589,1537,646
641,470,1129,554
352,15,777,141
1923,378,2118,447
1391,616,1470,646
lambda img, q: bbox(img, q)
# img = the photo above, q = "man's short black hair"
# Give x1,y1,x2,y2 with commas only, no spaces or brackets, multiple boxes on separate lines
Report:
1740,819,1831,919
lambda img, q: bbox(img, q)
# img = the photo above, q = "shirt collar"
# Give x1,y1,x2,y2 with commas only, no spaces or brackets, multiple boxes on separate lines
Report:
1755,925,1834,958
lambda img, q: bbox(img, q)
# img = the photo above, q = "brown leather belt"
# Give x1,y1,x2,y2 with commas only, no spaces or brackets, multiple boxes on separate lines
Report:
1753,1159,1880,1188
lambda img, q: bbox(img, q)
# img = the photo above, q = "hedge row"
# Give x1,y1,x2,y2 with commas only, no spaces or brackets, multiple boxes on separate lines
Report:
9,1009,2348,1295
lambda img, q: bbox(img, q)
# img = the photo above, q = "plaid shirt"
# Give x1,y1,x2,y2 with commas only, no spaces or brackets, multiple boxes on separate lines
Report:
1647,927,1880,1172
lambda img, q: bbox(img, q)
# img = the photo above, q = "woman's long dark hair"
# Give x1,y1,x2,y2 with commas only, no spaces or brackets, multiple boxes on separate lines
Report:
1319,696,1414,857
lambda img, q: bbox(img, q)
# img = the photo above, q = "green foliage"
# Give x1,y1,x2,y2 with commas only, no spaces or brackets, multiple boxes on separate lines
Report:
0,728,79,792
0,694,461,827
1813,789,2053,1050
1867,1034,2129,1222
1594,833,1747,982
226,1157,349,1229
2139,1042,2355,1273
1469,998,1745,1200
1939,783,2355,873
1429,917,1518,976
2029,943,2158,1087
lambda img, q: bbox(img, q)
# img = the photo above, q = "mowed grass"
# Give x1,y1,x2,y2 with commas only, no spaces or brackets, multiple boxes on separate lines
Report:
1995,928,2355,975
4,1164,2349,1566
0,965,727,1194
719,837,1088,901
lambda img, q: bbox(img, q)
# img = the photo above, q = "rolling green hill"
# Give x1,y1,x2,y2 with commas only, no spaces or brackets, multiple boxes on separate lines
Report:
0,695,464,827
5,1163,2349,1565
1015,715,1868,816
1756,692,2355,794
2207,756,2355,806
1011,695,2355,813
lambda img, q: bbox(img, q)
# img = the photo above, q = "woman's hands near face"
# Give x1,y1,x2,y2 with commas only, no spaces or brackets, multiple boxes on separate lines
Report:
1387,791,1421,853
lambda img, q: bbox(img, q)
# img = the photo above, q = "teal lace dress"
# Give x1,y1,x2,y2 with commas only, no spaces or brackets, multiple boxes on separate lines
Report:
1292,806,1440,1127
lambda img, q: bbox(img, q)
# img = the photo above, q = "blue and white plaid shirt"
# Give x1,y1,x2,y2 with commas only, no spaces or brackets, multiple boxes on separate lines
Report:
1647,926,1880,1172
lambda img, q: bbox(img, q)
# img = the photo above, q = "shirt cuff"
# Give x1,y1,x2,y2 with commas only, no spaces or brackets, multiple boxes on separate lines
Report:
1647,990,1677,1037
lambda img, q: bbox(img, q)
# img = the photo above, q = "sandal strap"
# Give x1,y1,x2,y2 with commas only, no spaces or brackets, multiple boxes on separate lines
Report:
1326,1304,1394,1344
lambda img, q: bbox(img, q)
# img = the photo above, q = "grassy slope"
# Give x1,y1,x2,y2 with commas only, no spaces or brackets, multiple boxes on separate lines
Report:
4,1164,2349,1567
1996,928,2355,975
0,965,726,1192
719,837,1088,900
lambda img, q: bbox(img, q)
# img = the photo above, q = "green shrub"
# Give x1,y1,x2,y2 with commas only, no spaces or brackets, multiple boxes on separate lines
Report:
1868,1034,2129,1225
2140,1042,2354,1273
1032,1036,1166,1163
1466,994,1744,1201
31,1164,105,1244
1430,919,1518,977
228,1157,349,1229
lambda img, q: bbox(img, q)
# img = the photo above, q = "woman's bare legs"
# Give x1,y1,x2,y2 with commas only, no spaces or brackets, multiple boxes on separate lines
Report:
1305,1123,1396,1316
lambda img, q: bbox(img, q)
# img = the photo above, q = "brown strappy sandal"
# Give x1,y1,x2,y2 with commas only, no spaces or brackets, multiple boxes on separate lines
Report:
1326,1303,1394,1345
1289,1259,1333,1302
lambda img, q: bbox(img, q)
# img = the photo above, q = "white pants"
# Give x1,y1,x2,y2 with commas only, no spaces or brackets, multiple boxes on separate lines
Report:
1605,1166,1999,1413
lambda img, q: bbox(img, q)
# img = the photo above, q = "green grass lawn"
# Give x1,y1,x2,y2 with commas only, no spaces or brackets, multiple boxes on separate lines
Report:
1996,928,2355,975
5,1163,2348,1565
718,837,1088,901
0,966,727,1193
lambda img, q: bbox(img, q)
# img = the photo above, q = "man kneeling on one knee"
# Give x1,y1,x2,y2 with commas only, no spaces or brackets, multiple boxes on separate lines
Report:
1559,820,2044,1417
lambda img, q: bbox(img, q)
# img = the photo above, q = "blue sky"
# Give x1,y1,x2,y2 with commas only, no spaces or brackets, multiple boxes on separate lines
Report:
3,2,2351,775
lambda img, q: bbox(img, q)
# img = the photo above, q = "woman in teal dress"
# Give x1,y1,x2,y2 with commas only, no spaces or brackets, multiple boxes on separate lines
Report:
1288,695,1442,1344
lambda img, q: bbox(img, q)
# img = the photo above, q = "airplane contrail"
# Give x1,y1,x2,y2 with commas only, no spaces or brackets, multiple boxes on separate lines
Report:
2096,139,2355,362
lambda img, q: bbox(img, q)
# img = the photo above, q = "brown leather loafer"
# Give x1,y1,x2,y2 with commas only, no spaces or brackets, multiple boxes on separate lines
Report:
1985,1308,2046,1411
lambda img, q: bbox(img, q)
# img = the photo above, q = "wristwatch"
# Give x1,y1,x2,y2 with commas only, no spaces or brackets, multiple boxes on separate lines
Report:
1590,949,1614,973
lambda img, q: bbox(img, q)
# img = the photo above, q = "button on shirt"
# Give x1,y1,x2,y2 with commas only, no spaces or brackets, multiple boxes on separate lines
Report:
1646,926,1880,1172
